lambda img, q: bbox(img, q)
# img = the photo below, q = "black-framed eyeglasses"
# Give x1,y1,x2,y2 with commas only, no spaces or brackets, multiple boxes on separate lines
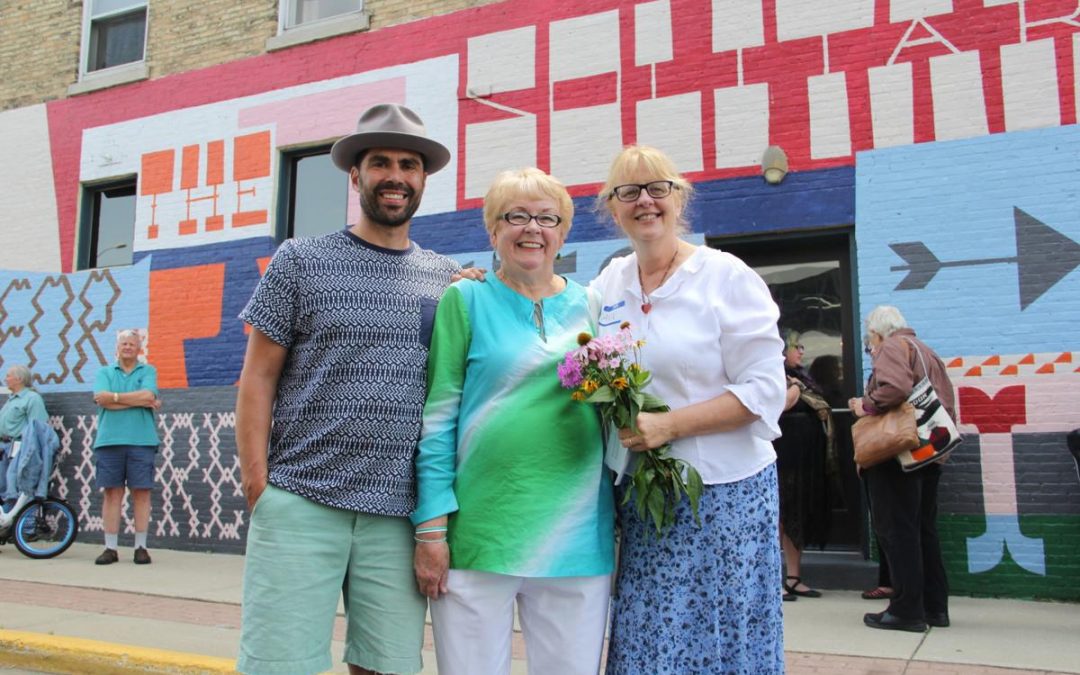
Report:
502,210,562,228
608,180,677,202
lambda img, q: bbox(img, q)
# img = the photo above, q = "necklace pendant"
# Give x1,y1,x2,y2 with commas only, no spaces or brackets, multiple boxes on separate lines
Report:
641,302,652,314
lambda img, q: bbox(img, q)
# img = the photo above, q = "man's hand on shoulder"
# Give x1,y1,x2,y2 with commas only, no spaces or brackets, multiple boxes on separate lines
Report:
452,267,487,283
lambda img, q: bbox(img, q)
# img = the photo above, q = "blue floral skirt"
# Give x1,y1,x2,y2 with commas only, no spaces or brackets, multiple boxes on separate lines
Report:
605,462,784,674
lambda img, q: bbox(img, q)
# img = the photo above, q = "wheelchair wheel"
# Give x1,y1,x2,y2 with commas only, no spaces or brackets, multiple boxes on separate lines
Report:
13,498,79,559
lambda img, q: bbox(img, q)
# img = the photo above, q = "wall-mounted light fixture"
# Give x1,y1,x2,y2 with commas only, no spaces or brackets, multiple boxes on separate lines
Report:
761,145,789,184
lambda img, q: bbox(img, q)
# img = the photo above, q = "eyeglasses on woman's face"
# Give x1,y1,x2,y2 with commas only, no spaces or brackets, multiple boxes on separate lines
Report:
608,180,677,203
501,210,562,228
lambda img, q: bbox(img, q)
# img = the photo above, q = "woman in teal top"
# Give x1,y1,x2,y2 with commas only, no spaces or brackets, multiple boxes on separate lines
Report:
92,329,161,566
412,168,614,675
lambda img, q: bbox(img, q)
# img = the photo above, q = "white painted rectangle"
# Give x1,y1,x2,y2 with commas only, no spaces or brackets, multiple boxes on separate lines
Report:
713,84,769,169
712,0,764,52
1001,38,1060,131
635,0,673,66
1075,33,1080,126
868,62,914,148
637,93,703,172
930,50,989,141
890,0,953,22
464,116,537,199
775,0,873,42
808,71,852,158
550,105,623,186
467,27,536,95
550,10,620,81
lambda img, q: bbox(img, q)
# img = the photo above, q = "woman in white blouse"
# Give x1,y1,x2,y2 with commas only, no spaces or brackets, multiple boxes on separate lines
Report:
592,145,788,674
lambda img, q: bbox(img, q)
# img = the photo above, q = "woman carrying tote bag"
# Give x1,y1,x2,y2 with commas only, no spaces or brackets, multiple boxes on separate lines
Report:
847,305,956,633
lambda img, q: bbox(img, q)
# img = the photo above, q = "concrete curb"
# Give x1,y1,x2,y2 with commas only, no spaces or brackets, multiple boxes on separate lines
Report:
0,629,237,674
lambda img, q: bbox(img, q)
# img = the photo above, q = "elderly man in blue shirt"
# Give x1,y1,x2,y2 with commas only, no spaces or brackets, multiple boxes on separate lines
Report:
0,364,49,510
92,329,161,566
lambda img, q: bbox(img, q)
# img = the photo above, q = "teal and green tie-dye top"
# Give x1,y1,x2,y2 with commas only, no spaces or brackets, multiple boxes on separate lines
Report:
412,275,614,578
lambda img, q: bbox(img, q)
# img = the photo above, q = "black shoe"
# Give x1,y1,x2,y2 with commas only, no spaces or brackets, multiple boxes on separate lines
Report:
133,547,152,565
784,575,822,598
95,548,119,565
863,611,927,632
782,591,797,602
926,612,950,627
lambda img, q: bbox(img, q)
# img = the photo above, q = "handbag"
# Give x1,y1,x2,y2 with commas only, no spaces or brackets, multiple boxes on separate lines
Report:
852,401,919,469
894,338,962,471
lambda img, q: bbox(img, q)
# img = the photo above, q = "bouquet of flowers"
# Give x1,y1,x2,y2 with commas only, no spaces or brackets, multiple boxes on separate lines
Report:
558,322,702,536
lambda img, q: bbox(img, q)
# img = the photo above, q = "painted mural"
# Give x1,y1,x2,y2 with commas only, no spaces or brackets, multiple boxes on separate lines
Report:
0,0,1078,597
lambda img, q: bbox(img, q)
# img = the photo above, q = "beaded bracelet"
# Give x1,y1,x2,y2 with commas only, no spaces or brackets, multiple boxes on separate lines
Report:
414,536,448,544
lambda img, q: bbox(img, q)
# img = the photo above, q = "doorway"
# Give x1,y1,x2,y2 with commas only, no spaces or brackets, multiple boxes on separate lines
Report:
711,228,866,552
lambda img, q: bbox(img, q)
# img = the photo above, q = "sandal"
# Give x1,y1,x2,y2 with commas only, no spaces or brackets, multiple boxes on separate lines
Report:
861,586,894,600
784,575,822,598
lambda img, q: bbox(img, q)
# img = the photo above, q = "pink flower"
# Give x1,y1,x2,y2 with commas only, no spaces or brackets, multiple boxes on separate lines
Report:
557,355,584,389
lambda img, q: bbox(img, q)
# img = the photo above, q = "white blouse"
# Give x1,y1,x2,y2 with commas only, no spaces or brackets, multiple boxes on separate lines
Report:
590,245,786,484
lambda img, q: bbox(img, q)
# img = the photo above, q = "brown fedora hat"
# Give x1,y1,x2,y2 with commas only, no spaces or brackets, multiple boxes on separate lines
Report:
330,103,451,174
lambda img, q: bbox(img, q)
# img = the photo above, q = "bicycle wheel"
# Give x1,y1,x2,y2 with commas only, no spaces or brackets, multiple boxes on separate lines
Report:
13,498,79,559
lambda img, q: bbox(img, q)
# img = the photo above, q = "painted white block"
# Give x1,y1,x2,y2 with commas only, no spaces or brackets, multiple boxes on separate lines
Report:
467,27,536,95
0,104,61,272
713,84,769,169
1001,38,1060,131
636,93,703,172
868,62,914,148
1075,34,1080,125
635,0,673,66
930,50,989,141
464,116,537,199
808,72,852,159
712,0,765,52
982,0,1016,6
550,10,620,81
775,0,873,42
890,0,953,22
550,105,623,186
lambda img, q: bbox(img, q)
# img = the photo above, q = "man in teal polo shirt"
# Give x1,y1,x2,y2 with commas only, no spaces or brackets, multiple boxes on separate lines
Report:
92,329,161,565
0,364,49,510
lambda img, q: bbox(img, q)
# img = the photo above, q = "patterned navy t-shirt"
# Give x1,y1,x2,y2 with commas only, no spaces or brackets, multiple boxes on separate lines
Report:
239,229,461,516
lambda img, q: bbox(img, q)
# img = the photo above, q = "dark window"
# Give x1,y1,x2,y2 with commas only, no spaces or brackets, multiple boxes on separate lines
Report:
87,2,147,72
79,180,136,270
278,148,350,240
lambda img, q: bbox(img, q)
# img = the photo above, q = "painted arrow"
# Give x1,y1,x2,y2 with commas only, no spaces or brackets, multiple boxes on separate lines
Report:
890,207,1080,309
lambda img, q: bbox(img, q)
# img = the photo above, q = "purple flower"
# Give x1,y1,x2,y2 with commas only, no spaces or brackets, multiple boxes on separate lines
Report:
557,355,584,389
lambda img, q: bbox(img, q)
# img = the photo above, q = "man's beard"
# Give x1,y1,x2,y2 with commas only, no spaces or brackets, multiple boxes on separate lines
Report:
359,180,422,228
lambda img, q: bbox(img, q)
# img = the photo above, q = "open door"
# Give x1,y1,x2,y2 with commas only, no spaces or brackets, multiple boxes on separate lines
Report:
712,228,865,552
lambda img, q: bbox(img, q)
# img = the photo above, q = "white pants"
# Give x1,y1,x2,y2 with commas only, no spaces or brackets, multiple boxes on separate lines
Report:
430,569,611,675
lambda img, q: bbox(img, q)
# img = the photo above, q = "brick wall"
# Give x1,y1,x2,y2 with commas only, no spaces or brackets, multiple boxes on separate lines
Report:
0,3,81,109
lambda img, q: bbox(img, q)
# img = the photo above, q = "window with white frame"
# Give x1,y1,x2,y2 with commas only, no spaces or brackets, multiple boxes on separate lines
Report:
83,0,148,74
283,0,363,29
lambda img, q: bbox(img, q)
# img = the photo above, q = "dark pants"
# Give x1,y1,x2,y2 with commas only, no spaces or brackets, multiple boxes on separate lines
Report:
865,460,949,620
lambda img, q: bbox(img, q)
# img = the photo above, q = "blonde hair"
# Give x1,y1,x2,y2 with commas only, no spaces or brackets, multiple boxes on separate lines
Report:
482,168,574,237
596,145,695,234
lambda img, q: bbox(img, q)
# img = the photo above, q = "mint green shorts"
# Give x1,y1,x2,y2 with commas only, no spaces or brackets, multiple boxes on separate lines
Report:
237,484,426,675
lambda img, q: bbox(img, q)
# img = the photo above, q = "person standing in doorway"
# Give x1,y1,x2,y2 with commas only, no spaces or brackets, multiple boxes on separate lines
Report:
92,329,161,565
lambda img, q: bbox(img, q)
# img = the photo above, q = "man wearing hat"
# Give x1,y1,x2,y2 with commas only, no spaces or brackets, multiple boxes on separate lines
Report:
236,103,461,675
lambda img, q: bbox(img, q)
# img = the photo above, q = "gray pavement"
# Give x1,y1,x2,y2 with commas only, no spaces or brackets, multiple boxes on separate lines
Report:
0,543,1077,674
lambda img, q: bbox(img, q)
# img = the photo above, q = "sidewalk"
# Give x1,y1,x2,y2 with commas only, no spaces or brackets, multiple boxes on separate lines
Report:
0,543,1077,675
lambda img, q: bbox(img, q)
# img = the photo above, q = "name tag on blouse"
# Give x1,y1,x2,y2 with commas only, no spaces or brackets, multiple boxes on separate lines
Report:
10,440,21,458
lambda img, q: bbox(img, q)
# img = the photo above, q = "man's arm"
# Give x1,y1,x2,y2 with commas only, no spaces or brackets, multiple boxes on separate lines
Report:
236,328,288,511
94,389,158,410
